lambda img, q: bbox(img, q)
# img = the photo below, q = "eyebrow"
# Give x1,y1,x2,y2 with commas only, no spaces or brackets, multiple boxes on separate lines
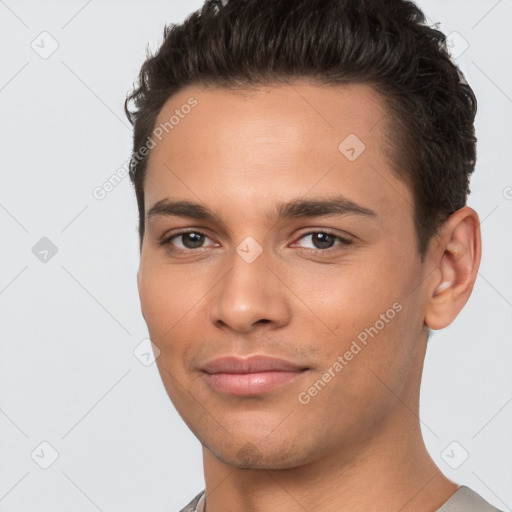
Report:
146,195,377,224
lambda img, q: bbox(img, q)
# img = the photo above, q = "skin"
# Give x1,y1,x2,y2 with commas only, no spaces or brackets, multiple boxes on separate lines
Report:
137,82,481,512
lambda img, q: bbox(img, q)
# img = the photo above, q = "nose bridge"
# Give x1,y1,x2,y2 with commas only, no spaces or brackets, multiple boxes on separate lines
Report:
210,238,290,332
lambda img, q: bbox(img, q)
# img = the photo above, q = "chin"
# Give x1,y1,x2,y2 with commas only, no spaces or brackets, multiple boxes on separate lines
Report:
204,433,318,470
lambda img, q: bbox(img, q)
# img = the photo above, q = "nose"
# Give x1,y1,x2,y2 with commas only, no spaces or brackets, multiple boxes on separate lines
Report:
208,249,291,334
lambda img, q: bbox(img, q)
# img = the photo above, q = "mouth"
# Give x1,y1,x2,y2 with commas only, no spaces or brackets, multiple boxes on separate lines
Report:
200,355,310,396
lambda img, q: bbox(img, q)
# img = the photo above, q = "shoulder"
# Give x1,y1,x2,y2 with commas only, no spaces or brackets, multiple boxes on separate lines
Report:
177,490,205,512
436,485,504,512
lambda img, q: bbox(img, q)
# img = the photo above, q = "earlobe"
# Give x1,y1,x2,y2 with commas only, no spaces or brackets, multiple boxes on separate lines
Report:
424,206,482,330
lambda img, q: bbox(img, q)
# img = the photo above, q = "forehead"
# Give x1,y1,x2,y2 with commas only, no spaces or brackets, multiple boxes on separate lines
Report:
151,81,388,160
144,81,412,222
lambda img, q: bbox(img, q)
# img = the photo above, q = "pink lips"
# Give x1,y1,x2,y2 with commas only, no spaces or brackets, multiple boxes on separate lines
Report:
201,355,308,396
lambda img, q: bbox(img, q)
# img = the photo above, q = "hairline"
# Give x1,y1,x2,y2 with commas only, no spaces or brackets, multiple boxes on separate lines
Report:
132,77,435,262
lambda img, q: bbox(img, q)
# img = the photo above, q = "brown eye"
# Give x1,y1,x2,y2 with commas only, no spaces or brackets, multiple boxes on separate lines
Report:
295,231,352,251
307,233,336,249
177,232,206,249
162,230,216,251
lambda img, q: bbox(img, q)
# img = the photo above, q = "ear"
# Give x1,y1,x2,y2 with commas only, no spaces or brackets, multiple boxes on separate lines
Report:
424,206,482,330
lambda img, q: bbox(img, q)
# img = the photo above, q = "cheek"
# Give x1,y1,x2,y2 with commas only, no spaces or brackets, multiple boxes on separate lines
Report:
137,265,198,401
137,260,216,379
138,269,190,379
326,271,424,413
287,258,401,344
295,300,416,437
138,260,204,333
138,272,173,334
292,254,418,392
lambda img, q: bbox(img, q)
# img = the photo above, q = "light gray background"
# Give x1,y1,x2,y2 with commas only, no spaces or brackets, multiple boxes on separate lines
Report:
0,1,511,511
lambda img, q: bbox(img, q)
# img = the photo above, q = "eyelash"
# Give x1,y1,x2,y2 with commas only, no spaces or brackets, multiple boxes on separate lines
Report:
161,229,353,254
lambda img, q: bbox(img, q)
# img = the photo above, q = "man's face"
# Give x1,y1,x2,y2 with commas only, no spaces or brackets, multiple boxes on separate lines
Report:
138,82,432,469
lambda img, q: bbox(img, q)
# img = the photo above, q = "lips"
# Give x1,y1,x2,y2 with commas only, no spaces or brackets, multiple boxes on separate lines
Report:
201,355,309,396
201,355,307,374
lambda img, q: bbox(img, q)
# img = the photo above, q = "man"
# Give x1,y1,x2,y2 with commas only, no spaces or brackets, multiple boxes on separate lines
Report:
124,0,502,510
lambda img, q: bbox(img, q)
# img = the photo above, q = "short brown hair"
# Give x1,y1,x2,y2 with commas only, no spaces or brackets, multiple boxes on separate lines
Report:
125,0,477,259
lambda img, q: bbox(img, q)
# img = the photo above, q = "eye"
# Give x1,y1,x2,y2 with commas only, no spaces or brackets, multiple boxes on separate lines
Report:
161,229,353,254
162,230,217,251
292,231,353,251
